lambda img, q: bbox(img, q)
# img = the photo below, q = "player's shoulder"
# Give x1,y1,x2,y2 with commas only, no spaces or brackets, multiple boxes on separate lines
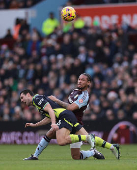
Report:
33,94,43,100
69,89,82,98
71,89,89,95
81,90,89,101
82,90,89,96
76,90,89,106
68,89,89,103
71,88,83,95
33,94,46,104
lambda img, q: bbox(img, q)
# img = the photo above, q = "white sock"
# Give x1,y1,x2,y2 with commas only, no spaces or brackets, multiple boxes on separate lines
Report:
80,150,95,159
33,136,50,158
110,145,114,150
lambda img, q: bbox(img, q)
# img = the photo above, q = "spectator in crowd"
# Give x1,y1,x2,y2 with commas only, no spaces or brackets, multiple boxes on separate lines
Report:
0,0,43,9
12,106,24,121
19,19,30,38
26,33,41,57
73,15,85,31
132,112,137,119
18,0,25,8
4,29,13,39
61,34,74,56
106,109,115,120
9,0,19,9
117,110,126,119
13,18,21,40
42,12,59,36
26,0,33,8
0,0,5,9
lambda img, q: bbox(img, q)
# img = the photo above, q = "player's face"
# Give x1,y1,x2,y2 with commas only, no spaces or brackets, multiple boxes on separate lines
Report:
20,93,32,106
77,74,90,90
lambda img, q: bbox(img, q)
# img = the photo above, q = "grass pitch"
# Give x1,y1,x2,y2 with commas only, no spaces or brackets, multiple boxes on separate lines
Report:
0,144,137,170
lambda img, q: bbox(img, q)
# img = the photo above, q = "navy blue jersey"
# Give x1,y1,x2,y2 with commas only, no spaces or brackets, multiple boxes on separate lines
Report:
32,94,83,133
32,94,65,118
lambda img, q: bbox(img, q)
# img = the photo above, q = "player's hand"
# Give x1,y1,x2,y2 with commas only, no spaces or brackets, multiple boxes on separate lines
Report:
48,95,57,102
25,123,36,128
51,124,59,131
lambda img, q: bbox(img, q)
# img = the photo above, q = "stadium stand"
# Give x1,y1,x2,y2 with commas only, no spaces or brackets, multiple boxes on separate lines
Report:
0,0,44,9
0,0,137,122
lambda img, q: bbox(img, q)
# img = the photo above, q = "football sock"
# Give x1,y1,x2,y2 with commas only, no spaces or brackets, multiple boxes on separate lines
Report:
80,150,95,159
33,136,51,158
95,136,112,149
70,134,86,143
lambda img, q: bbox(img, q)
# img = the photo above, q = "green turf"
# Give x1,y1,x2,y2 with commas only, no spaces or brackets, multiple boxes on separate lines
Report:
0,144,137,170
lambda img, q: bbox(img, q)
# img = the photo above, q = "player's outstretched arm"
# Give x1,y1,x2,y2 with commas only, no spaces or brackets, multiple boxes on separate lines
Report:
25,117,51,128
48,95,79,111
43,103,59,131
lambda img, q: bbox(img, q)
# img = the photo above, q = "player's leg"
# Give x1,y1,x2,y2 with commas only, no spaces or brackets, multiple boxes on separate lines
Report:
23,128,56,160
70,143,82,160
56,127,85,145
33,128,56,158
72,128,93,159
56,112,95,147
56,127,93,146
70,126,88,159
94,135,120,159
70,142,96,160
73,127,104,160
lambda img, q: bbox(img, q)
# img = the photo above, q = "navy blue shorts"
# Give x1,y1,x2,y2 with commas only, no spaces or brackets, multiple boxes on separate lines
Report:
57,110,82,133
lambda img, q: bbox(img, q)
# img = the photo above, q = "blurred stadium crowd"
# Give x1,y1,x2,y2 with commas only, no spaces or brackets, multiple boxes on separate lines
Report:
1,1,137,122
0,0,136,9
0,0,43,9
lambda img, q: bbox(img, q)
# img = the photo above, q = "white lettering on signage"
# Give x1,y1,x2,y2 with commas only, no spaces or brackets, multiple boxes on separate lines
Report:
132,14,137,25
0,132,40,144
83,13,137,28
111,15,119,24
122,14,131,24
101,15,110,28
83,16,92,26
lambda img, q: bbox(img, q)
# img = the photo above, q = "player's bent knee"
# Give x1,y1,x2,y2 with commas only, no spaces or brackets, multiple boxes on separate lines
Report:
57,140,66,146
57,136,70,146
57,138,66,146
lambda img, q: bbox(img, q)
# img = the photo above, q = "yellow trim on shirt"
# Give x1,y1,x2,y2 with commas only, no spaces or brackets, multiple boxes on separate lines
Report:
53,108,66,118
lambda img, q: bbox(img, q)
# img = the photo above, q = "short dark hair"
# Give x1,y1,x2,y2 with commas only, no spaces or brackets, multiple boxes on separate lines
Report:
20,89,34,96
81,73,92,82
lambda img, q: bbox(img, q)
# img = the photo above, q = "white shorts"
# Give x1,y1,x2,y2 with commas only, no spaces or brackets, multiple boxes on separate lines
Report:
70,141,83,148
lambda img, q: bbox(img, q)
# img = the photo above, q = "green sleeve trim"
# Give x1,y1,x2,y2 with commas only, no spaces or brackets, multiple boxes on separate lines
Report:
32,94,39,102
43,102,49,109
